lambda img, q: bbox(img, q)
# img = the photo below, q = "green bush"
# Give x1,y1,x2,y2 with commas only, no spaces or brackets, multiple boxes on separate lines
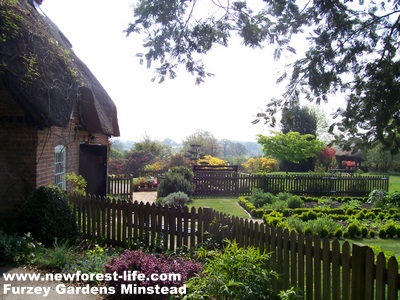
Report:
156,191,190,206
346,223,361,238
367,189,389,208
334,228,343,239
0,231,41,266
277,192,292,201
250,189,276,208
157,168,195,198
287,196,304,209
306,218,340,238
378,228,386,238
360,226,369,238
35,239,75,271
184,240,292,300
299,211,318,221
238,197,264,218
264,199,287,210
19,186,78,247
169,166,194,181
385,223,397,238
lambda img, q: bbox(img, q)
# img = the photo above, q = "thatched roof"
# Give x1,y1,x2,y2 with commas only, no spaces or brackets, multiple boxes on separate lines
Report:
0,0,119,136
335,149,364,161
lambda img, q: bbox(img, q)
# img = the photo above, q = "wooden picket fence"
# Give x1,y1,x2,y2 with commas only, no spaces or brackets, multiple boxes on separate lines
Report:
108,175,133,199
69,194,399,300
194,174,389,197
108,174,389,198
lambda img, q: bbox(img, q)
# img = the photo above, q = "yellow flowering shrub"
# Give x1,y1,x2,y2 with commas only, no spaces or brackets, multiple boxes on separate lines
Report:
242,157,279,173
196,155,226,166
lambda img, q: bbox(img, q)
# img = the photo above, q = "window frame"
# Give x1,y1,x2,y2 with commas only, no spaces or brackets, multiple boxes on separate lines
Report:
54,145,66,189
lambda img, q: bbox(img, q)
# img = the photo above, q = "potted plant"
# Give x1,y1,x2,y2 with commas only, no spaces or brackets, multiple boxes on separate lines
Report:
138,177,146,188
146,177,154,189
132,178,139,192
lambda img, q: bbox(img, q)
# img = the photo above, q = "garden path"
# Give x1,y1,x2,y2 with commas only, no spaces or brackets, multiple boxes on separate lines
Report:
132,191,157,204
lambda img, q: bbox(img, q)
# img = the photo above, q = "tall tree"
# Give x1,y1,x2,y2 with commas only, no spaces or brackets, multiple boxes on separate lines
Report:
126,0,400,153
280,104,319,172
182,130,221,157
257,131,325,173
280,104,317,136
134,135,172,161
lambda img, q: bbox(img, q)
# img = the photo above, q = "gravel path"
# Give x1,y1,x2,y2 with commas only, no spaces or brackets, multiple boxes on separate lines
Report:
131,191,157,204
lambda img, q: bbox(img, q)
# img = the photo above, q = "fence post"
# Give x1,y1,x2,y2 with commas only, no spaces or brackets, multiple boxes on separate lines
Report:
202,207,213,235
351,243,369,300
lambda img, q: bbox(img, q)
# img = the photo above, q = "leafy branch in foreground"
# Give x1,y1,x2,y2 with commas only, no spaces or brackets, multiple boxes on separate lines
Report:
127,0,400,153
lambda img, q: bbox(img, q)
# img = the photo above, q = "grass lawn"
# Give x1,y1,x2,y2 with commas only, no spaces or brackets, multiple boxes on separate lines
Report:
388,174,400,193
189,198,250,219
345,238,400,258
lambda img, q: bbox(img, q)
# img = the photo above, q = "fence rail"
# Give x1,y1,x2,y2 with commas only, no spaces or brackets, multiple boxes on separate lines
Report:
194,174,389,197
69,195,399,300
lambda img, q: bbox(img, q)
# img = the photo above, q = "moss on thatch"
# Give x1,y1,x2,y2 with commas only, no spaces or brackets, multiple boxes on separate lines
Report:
0,0,119,136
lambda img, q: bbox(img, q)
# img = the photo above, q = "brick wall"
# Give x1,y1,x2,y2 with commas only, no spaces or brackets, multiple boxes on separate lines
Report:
0,88,112,228
35,109,110,190
0,122,38,227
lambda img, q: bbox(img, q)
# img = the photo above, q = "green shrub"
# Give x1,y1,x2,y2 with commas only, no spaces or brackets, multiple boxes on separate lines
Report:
367,189,389,208
365,212,376,219
265,216,282,227
304,227,313,236
334,228,343,239
35,239,75,271
157,170,195,198
389,192,400,207
19,186,78,247
287,196,304,209
299,211,318,221
385,223,397,238
285,217,304,233
156,191,190,206
356,211,366,220
306,218,341,237
378,228,386,238
0,231,41,266
360,226,369,238
264,199,287,210
369,230,376,238
169,166,194,181
250,189,276,208
184,240,282,300
346,223,361,238
340,199,363,210
277,192,293,201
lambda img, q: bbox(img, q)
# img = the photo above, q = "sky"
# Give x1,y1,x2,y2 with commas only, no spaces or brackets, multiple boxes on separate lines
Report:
39,0,337,144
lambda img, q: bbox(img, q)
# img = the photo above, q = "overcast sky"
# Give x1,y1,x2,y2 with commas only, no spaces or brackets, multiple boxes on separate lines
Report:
40,1,337,143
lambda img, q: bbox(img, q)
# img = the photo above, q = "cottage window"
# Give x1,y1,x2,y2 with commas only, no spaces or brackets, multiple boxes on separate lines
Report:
54,145,66,189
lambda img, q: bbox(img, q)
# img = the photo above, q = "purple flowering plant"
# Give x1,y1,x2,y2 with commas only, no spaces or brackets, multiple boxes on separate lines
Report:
104,249,203,290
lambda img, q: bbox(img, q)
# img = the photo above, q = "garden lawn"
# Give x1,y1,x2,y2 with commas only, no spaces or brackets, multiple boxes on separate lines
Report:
346,238,400,259
189,198,250,219
388,174,400,193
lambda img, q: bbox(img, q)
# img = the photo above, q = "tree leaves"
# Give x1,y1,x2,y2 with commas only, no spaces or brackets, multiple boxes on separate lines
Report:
127,0,400,152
